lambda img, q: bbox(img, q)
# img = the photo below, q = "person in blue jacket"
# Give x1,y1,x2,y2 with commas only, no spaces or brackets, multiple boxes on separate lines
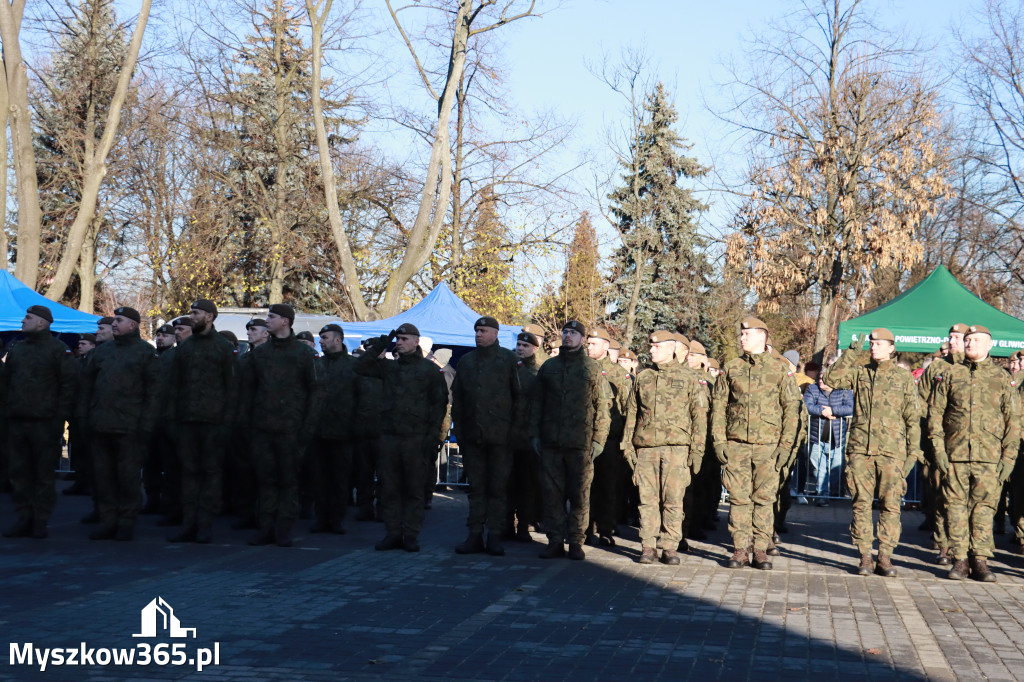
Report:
803,361,854,500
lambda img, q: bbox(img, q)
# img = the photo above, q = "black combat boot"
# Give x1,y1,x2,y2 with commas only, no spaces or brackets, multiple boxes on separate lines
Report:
403,534,420,552
195,523,213,544
375,534,404,551
515,523,533,543
485,533,505,557
661,549,680,566
538,540,565,559
857,553,874,576
168,525,198,543
455,532,485,555
726,548,749,569
89,525,117,540
115,524,134,542
598,533,615,547
936,547,951,566
677,538,690,553
874,553,897,578
970,556,996,583
948,558,969,580
638,547,658,564
3,517,31,538
31,518,48,539
751,549,773,571
567,543,586,561
248,526,276,546
275,524,293,547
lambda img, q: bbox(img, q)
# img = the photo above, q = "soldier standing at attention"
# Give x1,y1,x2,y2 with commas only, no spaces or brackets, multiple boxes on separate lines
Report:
168,300,238,544
143,324,177,519
508,331,542,542
80,307,159,542
825,328,923,577
711,317,800,570
617,349,638,375
451,316,521,556
3,306,76,540
531,320,610,561
929,325,1021,582
229,318,269,531
622,330,707,565
548,338,561,358
357,323,448,553
242,304,322,548
522,324,548,365
172,316,194,344
585,328,631,547
310,323,358,534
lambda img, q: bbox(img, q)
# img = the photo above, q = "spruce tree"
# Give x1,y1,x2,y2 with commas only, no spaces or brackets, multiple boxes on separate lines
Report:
606,82,711,355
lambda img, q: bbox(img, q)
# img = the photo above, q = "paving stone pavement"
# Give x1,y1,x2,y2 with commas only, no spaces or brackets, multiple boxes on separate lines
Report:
3,483,1024,681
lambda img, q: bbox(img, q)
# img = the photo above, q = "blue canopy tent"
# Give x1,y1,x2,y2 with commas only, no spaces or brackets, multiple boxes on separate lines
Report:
335,283,521,351
0,271,99,333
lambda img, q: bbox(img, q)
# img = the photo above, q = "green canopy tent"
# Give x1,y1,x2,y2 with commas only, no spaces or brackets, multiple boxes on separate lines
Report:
836,265,1024,357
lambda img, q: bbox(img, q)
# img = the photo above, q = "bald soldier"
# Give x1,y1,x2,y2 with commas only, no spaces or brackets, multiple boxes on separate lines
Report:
712,317,801,570
825,328,922,577
622,330,707,564
929,325,1021,582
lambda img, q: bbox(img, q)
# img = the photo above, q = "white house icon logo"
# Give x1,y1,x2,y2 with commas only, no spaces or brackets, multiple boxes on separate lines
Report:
133,597,197,638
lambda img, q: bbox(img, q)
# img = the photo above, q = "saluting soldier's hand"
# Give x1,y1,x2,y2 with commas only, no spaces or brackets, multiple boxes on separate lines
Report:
713,442,727,465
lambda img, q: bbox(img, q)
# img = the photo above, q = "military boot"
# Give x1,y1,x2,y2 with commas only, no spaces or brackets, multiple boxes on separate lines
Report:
766,544,780,557
89,525,117,540
661,549,681,566
751,549,773,571
567,543,586,561
115,524,134,542
2,517,31,538
485,533,505,557
678,538,690,553
248,526,276,546
403,534,420,552
275,524,293,548
936,547,951,566
539,540,565,559
195,523,213,544
31,518,48,539
857,553,874,576
309,517,331,534
515,523,533,543
598,533,615,547
455,532,486,555
726,548,749,569
948,558,969,581
970,556,996,583
168,525,198,543
375,534,404,551
874,553,897,578
638,547,658,564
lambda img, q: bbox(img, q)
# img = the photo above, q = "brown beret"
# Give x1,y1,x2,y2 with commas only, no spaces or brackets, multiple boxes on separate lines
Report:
549,338,562,349
609,339,621,350
965,324,991,337
395,323,420,336
707,358,720,370
869,328,895,343
619,349,636,360
949,323,969,335
588,327,610,341
517,331,540,347
563,320,586,336
650,330,676,344
522,323,544,337
741,317,768,332
296,330,315,342
26,304,53,323
474,316,500,330
219,330,238,345
688,340,707,355
79,333,96,344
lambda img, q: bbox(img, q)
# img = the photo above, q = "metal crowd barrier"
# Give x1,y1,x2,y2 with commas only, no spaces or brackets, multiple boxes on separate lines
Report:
435,439,467,488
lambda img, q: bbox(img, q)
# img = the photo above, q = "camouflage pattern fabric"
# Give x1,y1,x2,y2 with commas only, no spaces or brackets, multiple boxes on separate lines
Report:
532,346,611,452
847,454,905,553
540,446,595,546
945,461,1000,559
634,445,689,547
721,441,778,552
711,352,801,448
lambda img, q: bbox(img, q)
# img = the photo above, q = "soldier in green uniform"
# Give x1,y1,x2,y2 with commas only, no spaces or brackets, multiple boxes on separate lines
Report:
80,307,160,541
531,320,611,561
617,349,638,375
2,305,76,540
508,331,542,541
241,304,322,547
1009,351,1024,553
229,318,269,531
522,324,548,365
357,323,448,552
622,330,707,565
918,323,967,565
167,300,238,544
711,317,800,570
451,316,521,556
929,324,1021,581
353,341,385,522
585,327,631,547
825,328,922,577
310,323,357,534
144,324,177,519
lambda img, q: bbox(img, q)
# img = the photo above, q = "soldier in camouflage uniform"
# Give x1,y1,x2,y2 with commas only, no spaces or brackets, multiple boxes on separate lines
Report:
451,316,521,557
825,328,923,577
522,324,548,365
918,323,967,565
80,307,160,542
1009,352,1024,553
531,320,611,561
622,330,707,565
142,324,177,518
617,349,638,375
711,317,801,570
508,331,542,541
228,318,269,531
928,325,1021,582
3,306,76,540
585,328,631,547
357,323,448,553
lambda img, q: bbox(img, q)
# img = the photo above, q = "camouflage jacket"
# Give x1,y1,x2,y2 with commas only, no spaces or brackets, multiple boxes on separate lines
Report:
355,346,448,441
510,353,540,450
825,358,922,459
241,333,322,436
450,341,521,445
928,357,1021,464
622,361,707,449
531,345,611,451
918,352,964,403
5,330,76,421
600,357,632,443
711,351,801,447
315,348,358,441
170,325,238,425
80,329,160,434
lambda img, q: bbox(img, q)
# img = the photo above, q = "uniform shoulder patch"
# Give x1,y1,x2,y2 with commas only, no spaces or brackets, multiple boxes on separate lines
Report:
787,371,793,376
698,379,707,385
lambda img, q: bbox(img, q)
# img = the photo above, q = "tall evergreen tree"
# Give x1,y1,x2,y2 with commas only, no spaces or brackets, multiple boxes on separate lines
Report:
530,212,601,334
606,82,711,353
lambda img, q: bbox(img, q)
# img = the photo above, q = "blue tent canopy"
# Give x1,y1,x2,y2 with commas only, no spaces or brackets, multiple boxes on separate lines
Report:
335,283,520,350
0,270,100,333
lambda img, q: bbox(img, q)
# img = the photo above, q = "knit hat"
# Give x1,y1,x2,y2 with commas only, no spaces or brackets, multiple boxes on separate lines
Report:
783,350,801,366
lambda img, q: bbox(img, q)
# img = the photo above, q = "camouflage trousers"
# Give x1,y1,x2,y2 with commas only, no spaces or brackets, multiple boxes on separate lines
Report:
635,445,690,548
722,441,778,552
930,465,949,549
945,460,999,560
8,418,63,523
252,430,301,528
846,453,904,554
461,441,513,535
91,431,144,530
178,423,227,527
377,434,428,538
539,446,595,546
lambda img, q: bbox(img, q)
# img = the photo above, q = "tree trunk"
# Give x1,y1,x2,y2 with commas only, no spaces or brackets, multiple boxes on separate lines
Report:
450,77,466,291
812,258,845,361
78,220,97,312
0,62,9,271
